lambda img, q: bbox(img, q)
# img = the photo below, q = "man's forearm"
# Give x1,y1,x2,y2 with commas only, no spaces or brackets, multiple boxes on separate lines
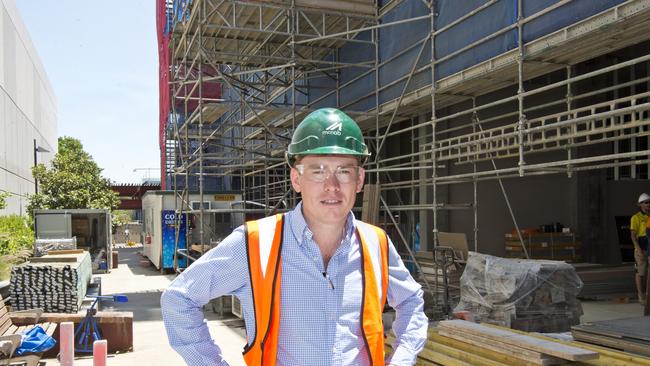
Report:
387,288,428,365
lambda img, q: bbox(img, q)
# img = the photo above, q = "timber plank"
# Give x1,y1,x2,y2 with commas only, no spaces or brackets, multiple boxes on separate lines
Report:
439,320,599,361
0,310,11,335
438,329,564,365
430,332,563,366
419,348,477,366
11,311,133,324
47,249,85,255
485,323,650,366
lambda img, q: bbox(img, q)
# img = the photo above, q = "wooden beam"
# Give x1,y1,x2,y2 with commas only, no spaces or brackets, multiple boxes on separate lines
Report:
439,320,599,361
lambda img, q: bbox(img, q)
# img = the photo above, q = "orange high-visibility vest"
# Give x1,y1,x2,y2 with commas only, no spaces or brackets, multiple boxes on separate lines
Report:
242,214,389,366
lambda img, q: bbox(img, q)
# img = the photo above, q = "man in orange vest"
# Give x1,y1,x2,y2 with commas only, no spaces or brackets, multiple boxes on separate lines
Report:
162,108,428,365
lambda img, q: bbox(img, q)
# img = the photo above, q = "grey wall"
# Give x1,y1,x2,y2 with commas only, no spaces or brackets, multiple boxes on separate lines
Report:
447,172,577,257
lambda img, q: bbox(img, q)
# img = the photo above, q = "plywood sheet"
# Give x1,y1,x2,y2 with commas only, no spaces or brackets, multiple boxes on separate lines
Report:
573,316,650,343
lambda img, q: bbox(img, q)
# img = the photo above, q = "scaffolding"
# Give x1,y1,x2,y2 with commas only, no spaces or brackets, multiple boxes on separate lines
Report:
161,0,650,315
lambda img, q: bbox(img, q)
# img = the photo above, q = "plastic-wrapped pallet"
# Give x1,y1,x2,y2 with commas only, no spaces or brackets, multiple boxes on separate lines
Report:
33,237,77,257
454,252,583,332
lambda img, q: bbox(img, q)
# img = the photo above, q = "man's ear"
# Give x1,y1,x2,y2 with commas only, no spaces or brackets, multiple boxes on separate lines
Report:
356,167,365,193
290,167,302,193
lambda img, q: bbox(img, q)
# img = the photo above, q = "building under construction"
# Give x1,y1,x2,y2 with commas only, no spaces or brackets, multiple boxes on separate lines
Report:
156,0,650,305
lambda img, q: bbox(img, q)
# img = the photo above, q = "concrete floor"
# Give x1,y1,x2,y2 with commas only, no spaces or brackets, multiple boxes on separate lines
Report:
41,247,646,365
42,247,247,366
581,298,644,323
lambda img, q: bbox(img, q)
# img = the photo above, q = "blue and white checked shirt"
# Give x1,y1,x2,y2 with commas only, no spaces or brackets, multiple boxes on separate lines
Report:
161,202,428,365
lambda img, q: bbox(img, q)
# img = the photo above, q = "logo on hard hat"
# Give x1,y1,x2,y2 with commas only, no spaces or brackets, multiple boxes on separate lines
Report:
323,121,342,135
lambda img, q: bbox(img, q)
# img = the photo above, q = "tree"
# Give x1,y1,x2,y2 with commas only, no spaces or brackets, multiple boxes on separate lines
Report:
0,191,8,210
111,209,131,232
28,137,119,213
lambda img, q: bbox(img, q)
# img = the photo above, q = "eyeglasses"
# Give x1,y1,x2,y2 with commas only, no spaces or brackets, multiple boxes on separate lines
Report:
295,164,359,184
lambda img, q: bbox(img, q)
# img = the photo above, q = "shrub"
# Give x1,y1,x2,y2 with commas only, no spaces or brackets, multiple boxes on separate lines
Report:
0,191,9,210
0,215,34,256
0,215,33,280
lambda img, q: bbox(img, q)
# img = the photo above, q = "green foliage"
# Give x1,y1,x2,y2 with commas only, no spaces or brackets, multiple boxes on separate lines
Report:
0,191,9,210
28,136,119,214
0,212,33,281
112,210,131,229
0,215,34,256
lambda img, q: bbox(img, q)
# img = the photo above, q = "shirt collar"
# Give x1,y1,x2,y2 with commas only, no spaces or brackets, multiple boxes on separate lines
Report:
289,201,356,247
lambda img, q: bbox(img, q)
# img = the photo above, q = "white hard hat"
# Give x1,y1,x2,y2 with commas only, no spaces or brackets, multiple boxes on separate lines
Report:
639,193,650,204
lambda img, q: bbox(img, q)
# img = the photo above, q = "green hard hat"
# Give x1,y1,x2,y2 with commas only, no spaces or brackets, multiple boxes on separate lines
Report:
286,108,370,166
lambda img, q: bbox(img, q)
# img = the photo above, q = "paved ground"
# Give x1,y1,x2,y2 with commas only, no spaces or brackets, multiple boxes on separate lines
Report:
40,246,645,365
42,247,246,365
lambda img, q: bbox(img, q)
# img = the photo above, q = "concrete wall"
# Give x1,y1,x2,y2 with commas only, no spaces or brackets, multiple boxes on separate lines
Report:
449,172,649,264
446,169,577,257
0,0,57,216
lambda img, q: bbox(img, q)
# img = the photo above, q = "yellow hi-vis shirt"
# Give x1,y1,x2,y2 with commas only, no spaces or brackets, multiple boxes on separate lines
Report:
630,211,649,238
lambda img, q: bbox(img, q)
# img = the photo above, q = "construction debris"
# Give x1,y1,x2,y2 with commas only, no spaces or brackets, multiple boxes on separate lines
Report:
455,252,583,332
9,251,92,313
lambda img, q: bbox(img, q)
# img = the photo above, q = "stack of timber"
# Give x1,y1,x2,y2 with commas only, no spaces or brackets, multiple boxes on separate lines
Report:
436,320,597,364
572,316,650,357
9,251,92,313
455,252,583,332
386,320,650,366
413,250,463,320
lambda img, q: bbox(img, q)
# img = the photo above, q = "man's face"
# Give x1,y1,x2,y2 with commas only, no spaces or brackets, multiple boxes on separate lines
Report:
290,155,365,226
641,201,650,214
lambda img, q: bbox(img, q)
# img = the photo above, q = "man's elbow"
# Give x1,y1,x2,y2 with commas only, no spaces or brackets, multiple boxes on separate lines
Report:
160,289,174,324
160,287,185,321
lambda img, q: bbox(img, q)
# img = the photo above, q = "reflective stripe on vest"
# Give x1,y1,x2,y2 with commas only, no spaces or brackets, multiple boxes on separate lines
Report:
242,215,389,366
357,223,389,366
243,214,284,366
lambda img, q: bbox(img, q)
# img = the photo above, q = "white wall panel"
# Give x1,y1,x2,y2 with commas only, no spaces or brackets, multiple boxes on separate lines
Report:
0,95,5,168
0,5,4,87
32,65,39,128
0,171,6,195
2,9,15,98
0,0,57,215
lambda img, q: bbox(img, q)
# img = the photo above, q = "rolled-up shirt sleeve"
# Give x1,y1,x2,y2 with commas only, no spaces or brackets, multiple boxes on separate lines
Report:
385,237,428,366
160,226,249,366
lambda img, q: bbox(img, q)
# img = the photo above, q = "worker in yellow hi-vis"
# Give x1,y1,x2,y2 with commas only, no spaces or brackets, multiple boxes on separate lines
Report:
631,193,650,305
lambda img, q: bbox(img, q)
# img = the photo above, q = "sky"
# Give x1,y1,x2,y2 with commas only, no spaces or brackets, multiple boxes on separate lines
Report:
16,0,160,184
